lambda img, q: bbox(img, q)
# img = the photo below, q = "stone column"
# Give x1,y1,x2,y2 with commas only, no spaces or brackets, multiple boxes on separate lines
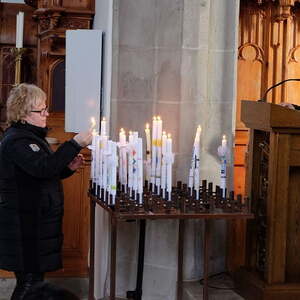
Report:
95,0,240,299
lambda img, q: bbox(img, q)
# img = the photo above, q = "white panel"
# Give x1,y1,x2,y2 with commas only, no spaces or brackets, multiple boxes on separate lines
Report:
65,30,102,133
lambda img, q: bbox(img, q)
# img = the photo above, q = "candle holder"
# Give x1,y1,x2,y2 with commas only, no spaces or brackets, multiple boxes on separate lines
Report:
10,47,26,85
90,179,251,216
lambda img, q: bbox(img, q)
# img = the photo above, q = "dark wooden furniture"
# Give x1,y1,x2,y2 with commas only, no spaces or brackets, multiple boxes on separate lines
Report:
235,100,300,299
89,189,253,300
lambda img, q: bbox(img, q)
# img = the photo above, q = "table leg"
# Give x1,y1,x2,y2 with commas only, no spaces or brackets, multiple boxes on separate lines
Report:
88,197,96,300
203,219,212,300
177,219,185,300
110,216,117,300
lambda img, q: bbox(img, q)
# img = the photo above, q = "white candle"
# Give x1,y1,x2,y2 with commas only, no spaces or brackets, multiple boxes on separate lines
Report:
145,123,151,182
218,134,228,197
95,134,101,186
132,132,139,199
166,133,173,201
16,12,24,49
194,126,201,200
110,142,117,205
128,131,134,195
137,138,143,204
151,116,157,191
90,129,97,182
101,117,106,136
222,135,227,148
161,131,167,198
101,136,108,197
155,116,163,193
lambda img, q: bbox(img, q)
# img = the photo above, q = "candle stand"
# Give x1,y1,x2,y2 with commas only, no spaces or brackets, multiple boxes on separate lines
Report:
88,181,253,300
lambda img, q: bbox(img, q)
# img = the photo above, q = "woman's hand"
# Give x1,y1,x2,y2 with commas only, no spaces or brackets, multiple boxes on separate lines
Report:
68,154,84,171
73,130,93,147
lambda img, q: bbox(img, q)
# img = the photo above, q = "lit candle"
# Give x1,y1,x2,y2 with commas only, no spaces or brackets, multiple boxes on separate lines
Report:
128,131,134,196
132,132,139,199
222,135,227,148
137,137,143,204
218,134,228,197
194,126,201,200
161,131,167,198
166,133,173,201
151,116,157,191
90,128,97,182
155,116,163,193
145,123,151,183
100,117,106,136
16,12,24,49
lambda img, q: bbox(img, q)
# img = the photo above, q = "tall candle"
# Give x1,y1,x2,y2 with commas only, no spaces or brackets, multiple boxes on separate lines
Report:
151,116,157,191
128,131,134,195
166,133,173,201
101,117,106,136
155,116,163,193
137,138,143,204
145,123,151,182
194,126,201,200
161,131,167,198
90,129,97,182
16,12,24,49
110,142,117,205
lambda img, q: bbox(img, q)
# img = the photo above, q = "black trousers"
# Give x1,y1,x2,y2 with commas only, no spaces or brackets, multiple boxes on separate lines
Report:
10,272,44,300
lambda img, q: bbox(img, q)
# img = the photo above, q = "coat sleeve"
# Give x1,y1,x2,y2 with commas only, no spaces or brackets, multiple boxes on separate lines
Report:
60,166,75,179
5,138,82,179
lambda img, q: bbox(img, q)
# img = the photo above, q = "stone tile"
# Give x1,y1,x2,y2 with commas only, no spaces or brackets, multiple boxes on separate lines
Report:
154,49,182,103
154,0,183,48
182,0,210,48
117,48,155,101
181,49,208,102
110,100,154,140
209,0,239,51
118,0,156,48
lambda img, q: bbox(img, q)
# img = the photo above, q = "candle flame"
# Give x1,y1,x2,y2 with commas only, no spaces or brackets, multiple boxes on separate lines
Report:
153,116,157,121
157,116,161,121
222,134,226,140
102,117,106,121
120,128,124,133
146,123,150,129
163,131,166,135
90,117,96,127
197,125,202,132
167,133,171,138
129,131,132,135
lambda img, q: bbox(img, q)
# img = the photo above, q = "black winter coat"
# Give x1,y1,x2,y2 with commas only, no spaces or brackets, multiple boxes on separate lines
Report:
0,122,82,272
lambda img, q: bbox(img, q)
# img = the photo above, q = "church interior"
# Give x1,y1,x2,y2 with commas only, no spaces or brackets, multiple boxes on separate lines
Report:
2,0,300,299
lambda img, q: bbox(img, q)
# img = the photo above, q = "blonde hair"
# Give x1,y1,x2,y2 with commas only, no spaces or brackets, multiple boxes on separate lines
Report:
6,83,47,125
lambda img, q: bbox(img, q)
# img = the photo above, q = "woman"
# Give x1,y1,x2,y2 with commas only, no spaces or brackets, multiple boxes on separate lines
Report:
0,83,92,299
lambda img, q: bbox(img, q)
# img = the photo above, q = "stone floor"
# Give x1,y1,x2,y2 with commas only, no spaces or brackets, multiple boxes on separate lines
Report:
0,273,244,299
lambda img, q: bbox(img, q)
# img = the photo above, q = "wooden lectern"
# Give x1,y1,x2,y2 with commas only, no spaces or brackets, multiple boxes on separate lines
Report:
235,100,300,300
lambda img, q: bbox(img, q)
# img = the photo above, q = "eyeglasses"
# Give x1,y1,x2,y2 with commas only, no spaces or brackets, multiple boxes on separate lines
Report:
31,106,48,115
